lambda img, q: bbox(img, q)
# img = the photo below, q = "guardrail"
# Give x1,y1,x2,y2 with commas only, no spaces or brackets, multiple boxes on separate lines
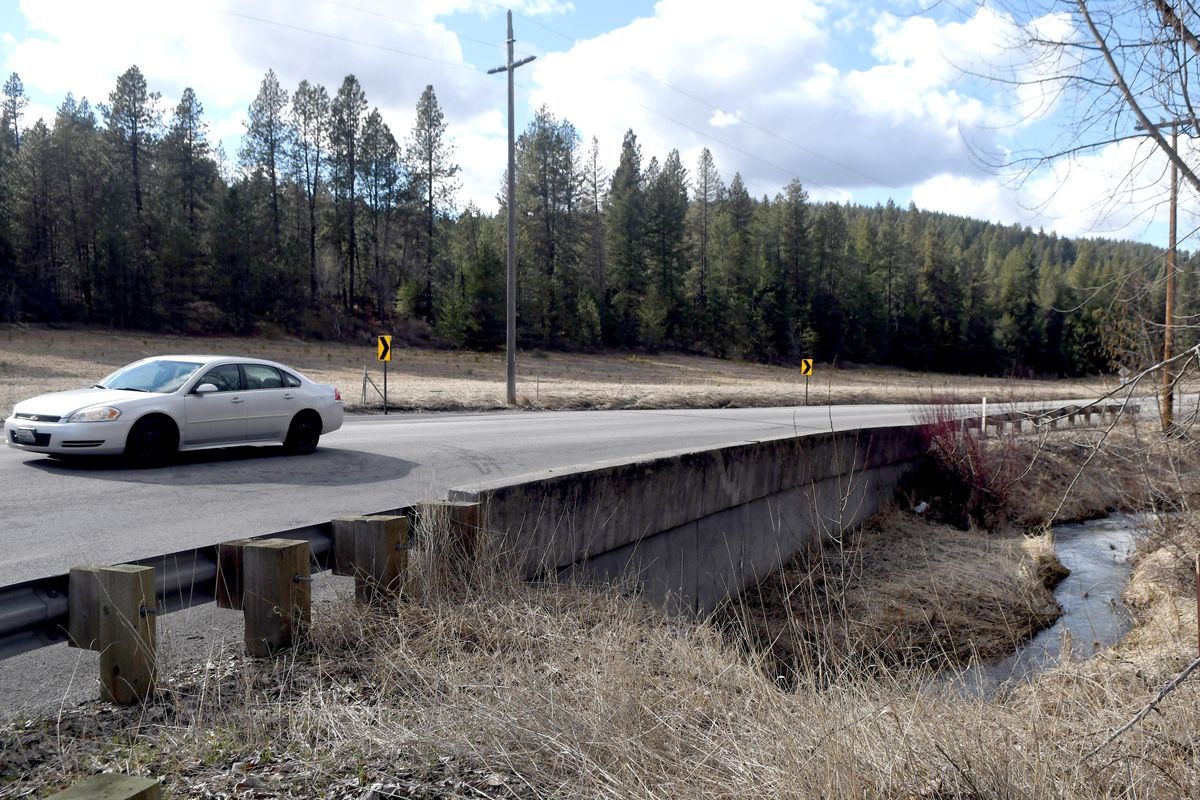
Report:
0,400,1141,666
0,513,357,662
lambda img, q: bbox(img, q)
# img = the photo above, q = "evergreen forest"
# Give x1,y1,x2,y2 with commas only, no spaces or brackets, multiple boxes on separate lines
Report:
0,66,1187,377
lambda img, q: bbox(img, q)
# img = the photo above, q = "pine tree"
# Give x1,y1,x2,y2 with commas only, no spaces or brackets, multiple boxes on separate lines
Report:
605,129,646,346
644,148,688,347
779,178,810,356
291,80,330,304
915,227,963,370
514,107,582,344
358,108,401,318
103,65,161,324
408,85,459,323
241,70,290,254
994,243,1042,373
330,75,366,309
161,87,217,318
688,147,723,342
1,72,28,153
580,136,608,318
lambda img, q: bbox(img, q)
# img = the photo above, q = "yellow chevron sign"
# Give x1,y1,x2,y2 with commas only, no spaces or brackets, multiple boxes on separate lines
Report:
377,335,392,362
800,359,813,377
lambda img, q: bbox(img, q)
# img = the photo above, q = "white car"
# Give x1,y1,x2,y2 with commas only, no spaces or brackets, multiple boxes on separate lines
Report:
4,355,344,466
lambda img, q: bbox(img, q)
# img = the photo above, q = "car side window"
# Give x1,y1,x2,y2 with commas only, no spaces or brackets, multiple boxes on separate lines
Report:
281,371,301,388
243,364,284,390
196,364,241,392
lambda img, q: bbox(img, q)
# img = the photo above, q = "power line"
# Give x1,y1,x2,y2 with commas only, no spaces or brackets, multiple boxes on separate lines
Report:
219,9,479,72
510,9,898,190
637,104,843,196
318,0,499,49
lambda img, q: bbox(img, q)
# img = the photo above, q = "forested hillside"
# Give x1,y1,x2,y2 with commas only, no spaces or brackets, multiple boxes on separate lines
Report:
0,66,1184,376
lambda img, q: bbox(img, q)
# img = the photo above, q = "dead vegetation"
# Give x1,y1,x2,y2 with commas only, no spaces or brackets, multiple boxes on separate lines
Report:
5,481,1200,798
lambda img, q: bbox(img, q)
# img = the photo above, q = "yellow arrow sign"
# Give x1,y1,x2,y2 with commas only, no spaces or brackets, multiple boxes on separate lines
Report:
377,335,392,362
800,359,813,377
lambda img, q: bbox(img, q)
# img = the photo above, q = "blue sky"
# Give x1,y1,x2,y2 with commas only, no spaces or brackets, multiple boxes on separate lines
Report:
0,0,1185,247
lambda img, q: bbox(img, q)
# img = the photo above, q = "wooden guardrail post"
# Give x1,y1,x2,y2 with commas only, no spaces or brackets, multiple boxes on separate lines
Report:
332,515,409,602
432,500,482,560
68,565,157,705
215,538,253,611
48,774,160,799
241,539,310,657
47,773,161,799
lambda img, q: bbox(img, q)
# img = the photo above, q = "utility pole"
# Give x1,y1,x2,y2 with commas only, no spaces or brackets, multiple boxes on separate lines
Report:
1165,123,1178,431
488,11,535,406
1136,118,1189,431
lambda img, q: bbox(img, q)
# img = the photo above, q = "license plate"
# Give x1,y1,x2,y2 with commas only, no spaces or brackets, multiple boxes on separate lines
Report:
15,428,36,444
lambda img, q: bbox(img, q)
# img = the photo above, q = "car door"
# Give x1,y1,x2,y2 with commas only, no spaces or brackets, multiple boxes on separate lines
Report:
182,363,247,445
241,364,294,441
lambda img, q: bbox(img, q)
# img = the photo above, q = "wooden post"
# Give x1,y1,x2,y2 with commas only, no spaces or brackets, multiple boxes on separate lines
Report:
332,515,409,602
68,565,103,651
242,539,310,657
69,565,159,703
48,773,161,799
93,565,157,705
443,501,481,560
215,538,253,610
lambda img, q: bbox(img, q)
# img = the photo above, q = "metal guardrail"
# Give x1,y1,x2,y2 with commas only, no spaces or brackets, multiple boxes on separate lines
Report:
0,400,1143,663
0,507,411,662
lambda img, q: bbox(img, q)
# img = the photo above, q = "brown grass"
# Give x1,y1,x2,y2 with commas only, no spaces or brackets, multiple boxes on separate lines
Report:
5,500,1200,798
729,511,1065,681
0,323,1109,416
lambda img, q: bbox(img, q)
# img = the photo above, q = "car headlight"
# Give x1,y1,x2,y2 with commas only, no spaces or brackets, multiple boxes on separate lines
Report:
67,406,122,423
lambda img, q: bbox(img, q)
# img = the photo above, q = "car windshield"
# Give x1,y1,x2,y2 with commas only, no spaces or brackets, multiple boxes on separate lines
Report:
97,359,204,394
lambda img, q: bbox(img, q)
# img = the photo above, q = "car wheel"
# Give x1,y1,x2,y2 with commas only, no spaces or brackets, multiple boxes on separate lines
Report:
124,417,177,468
284,412,321,455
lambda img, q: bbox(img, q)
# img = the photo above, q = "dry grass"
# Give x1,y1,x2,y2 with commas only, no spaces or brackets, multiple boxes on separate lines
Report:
729,511,1065,680
0,324,1108,416
5,502,1200,798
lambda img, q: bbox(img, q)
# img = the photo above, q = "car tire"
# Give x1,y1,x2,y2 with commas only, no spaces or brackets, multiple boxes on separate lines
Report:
284,412,321,455
124,417,177,468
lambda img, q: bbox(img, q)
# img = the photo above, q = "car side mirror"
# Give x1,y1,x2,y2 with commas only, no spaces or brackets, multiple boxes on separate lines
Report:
194,383,219,395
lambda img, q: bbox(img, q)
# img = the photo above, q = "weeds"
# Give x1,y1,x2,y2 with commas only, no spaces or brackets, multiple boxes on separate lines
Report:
6,498,1200,797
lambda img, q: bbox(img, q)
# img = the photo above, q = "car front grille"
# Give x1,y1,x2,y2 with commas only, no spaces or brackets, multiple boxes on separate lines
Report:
61,440,104,448
14,413,61,423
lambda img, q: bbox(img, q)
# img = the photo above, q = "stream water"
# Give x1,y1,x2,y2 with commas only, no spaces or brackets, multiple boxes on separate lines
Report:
957,513,1144,692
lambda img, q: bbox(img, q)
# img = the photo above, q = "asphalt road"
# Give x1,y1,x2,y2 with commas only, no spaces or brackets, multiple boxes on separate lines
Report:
0,404,931,587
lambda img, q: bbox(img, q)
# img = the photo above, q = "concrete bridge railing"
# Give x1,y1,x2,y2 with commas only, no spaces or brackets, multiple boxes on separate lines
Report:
450,425,925,614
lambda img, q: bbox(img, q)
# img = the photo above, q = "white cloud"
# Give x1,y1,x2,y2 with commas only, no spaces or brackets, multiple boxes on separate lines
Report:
1,0,1179,246
708,110,739,129
4,1,494,155
525,0,1015,202
912,136,1196,243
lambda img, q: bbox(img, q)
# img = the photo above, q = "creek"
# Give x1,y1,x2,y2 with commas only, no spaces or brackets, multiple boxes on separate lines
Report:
958,513,1144,692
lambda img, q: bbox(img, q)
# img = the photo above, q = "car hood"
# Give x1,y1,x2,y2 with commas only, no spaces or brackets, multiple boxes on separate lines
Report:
12,388,157,418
